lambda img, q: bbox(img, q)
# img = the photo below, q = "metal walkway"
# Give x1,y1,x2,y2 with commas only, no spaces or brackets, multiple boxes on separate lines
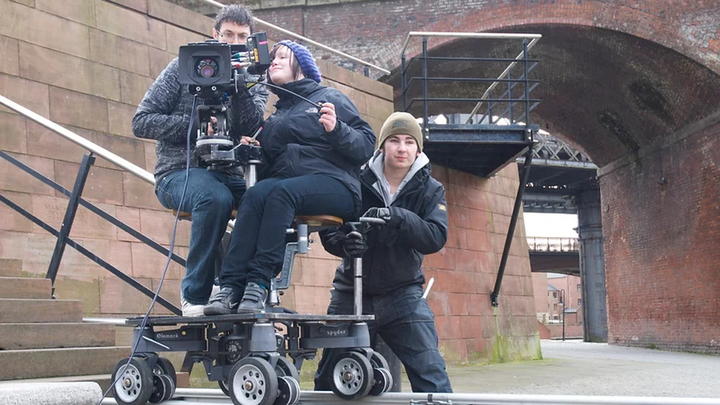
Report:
102,389,720,405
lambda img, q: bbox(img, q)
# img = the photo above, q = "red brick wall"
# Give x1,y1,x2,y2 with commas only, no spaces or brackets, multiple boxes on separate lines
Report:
600,111,720,354
252,0,720,76
427,165,538,362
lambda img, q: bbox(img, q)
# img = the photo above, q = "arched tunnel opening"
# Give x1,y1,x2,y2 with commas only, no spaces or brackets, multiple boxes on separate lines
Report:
380,24,720,346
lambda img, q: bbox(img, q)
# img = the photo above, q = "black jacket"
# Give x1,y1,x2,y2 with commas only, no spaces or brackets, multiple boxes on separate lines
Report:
258,79,375,212
321,160,448,296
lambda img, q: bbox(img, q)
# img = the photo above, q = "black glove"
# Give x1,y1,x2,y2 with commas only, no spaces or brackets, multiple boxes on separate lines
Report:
342,231,367,258
362,207,392,222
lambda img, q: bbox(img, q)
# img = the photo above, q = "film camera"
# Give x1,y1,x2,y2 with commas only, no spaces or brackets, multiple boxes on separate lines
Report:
177,32,270,170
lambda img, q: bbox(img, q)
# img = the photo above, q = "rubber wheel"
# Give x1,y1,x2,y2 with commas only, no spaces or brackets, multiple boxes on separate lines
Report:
273,376,300,405
369,351,390,370
369,367,393,396
229,356,279,405
153,357,177,400
274,356,299,381
330,352,373,400
148,375,169,403
160,374,176,402
154,357,177,387
112,357,154,405
219,379,231,397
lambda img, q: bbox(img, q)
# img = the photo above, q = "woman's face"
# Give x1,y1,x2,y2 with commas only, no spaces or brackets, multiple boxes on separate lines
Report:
268,46,303,85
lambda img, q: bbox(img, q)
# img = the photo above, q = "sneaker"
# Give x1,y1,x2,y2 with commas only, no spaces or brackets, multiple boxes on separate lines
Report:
204,287,241,315
237,282,267,313
181,297,207,317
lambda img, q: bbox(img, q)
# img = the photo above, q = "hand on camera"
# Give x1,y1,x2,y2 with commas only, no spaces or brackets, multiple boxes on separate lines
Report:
207,116,217,135
342,231,367,258
240,136,260,146
318,102,337,132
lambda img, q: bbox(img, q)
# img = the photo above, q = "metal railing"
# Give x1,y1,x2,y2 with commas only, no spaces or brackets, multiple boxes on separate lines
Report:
527,237,580,253
400,32,542,128
0,94,182,315
199,0,390,76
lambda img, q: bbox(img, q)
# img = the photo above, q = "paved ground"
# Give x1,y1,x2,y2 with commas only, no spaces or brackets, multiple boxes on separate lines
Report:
189,339,720,398
443,340,720,398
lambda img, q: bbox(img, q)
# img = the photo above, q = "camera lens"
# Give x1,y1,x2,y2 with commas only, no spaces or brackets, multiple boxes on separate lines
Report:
196,58,219,78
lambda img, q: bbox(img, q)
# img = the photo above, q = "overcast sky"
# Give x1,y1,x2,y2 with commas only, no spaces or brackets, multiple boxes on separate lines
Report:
524,213,578,238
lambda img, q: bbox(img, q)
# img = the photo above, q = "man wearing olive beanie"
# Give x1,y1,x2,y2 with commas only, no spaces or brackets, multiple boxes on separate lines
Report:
376,111,424,151
316,112,453,393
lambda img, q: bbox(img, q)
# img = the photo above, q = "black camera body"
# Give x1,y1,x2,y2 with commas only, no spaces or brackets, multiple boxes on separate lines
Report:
177,33,270,169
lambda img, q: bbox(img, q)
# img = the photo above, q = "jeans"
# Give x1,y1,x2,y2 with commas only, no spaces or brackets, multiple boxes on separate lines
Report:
155,168,246,305
219,175,355,293
315,285,453,393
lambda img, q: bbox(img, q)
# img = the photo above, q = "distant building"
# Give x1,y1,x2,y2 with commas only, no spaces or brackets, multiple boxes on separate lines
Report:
532,272,584,339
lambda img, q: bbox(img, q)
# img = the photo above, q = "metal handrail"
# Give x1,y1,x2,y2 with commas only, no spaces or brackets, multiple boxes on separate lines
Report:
0,95,154,185
400,31,542,55
466,37,541,123
527,237,580,252
198,0,390,75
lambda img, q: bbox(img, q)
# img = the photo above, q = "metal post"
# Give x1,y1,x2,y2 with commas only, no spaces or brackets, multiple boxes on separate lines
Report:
523,39,530,126
245,161,260,188
561,289,566,341
507,70,513,123
491,146,533,306
401,54,407,111
46,153,95,293
422,37,429,130
353,257,362,316
487,90,493,124
364,66,370,77
577,189,608,342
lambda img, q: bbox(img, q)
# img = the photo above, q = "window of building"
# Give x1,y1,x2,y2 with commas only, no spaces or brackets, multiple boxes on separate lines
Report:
553,315,559,320
553,303,558,310
553,291,557,298
578,284,582,292
578,298,582,307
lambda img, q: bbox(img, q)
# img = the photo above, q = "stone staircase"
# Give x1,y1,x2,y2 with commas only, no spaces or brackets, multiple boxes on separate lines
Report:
0,258,129,392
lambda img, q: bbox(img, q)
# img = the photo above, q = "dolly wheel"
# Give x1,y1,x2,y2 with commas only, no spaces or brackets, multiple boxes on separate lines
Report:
229,357,279,405
330,351,373,400
112,357,154,405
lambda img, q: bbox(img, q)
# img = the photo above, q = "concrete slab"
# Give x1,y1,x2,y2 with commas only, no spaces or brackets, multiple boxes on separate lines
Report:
0,382,101,405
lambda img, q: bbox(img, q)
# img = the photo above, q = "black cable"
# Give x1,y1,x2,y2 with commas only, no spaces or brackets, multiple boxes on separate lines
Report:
247,80,323,109
97,96,198,405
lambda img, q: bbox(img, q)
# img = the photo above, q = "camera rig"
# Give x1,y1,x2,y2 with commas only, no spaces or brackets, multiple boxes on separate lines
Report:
177,33,270,170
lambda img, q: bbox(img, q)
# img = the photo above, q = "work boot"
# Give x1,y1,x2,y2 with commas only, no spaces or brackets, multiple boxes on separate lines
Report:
204,287,241,315
237,282,267,313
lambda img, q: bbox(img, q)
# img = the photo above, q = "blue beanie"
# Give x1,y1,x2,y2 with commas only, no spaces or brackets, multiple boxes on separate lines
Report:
275,40,322,83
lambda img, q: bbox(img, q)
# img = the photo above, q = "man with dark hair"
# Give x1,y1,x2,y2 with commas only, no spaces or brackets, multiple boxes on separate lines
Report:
132,4,269,317
314,112,453,393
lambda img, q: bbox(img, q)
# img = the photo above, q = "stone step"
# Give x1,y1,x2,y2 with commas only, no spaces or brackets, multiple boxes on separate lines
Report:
0,277,51,299
0,259,22,277
0,346,131,380
0,371,190,394
0,298,83,323
0,323,116,350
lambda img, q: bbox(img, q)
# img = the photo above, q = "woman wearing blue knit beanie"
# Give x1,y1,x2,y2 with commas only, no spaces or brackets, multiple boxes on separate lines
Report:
206,40,377,315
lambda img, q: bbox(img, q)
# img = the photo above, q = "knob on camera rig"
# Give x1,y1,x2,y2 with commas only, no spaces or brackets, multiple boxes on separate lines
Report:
177,33,270,170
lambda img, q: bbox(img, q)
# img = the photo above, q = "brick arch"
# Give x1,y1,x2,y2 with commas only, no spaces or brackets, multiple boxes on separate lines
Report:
372,3,720,77
252,1,720,78
381,23,720,166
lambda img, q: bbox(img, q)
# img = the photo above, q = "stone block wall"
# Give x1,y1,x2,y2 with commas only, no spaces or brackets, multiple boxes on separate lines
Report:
0,0,538,363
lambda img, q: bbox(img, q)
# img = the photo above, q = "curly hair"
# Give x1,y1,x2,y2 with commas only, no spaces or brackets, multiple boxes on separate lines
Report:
213,4,255,33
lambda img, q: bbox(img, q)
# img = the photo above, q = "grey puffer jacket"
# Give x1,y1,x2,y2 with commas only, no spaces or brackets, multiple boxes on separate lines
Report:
132,58,269,180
